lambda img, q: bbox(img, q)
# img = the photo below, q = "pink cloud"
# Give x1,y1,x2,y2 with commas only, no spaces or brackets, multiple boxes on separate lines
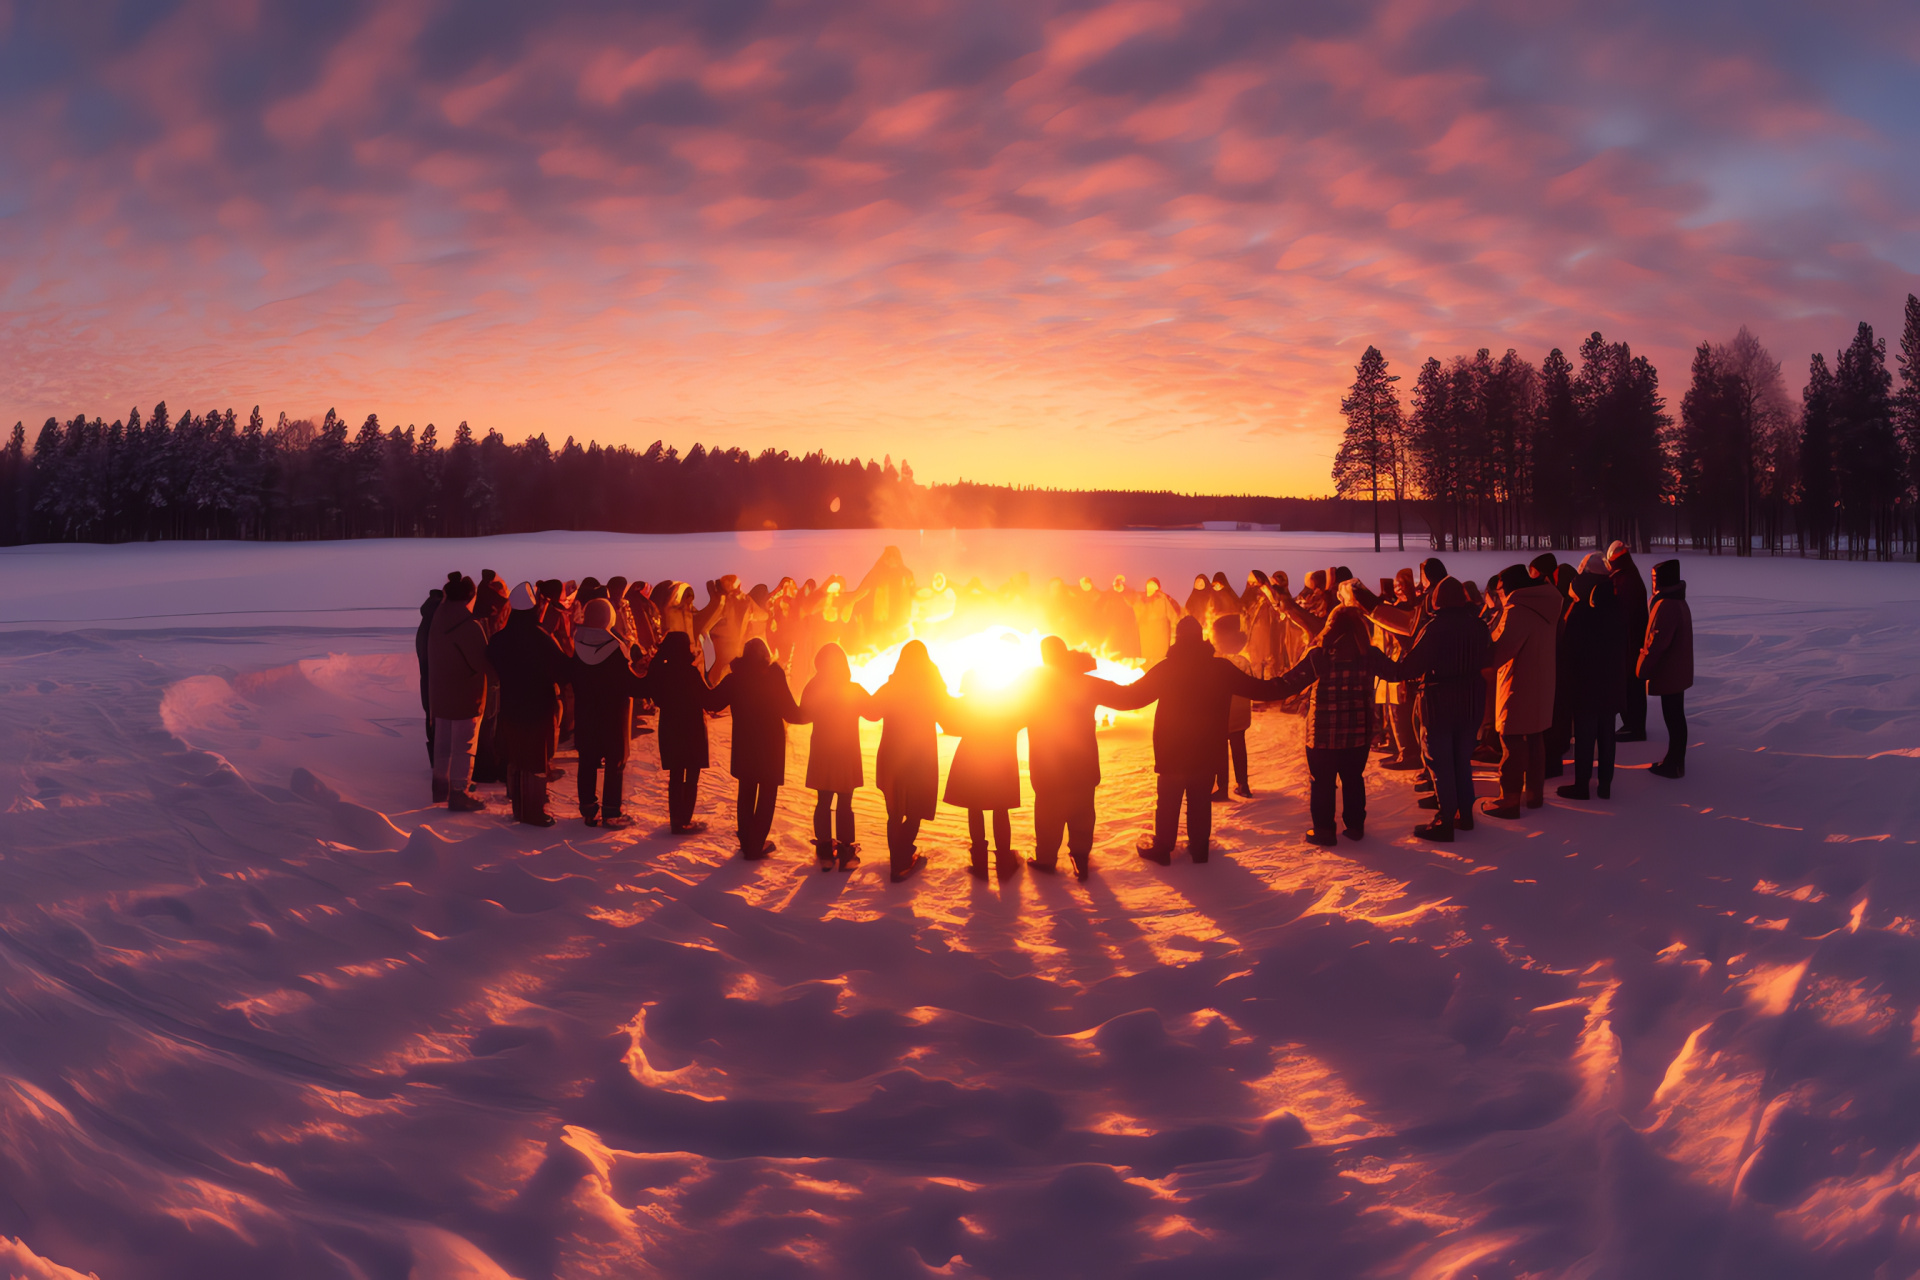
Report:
0,0,1915,496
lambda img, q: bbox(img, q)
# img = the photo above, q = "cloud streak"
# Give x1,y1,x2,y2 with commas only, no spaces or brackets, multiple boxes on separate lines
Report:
1,0,1916,492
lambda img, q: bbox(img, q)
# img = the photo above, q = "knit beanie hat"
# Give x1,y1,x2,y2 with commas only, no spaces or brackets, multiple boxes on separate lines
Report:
1498,564,1533,595
1652,559,1682,592
1529,552,1558,578
509,581,538,611
1433,576,1469,609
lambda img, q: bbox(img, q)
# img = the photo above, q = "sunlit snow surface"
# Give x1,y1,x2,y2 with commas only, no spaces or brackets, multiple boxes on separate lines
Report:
3,531,1920,1278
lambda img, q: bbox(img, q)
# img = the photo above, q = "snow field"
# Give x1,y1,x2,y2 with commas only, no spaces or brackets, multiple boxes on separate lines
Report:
0,532,1918,1277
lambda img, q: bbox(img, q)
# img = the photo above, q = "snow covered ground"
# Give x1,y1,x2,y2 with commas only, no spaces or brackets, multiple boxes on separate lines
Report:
2,532,1920,1278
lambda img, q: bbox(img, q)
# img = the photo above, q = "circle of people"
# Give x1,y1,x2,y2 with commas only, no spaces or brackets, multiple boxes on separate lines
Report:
416,543,1695,884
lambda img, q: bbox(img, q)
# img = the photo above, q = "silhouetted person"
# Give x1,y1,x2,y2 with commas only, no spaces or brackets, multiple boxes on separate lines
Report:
570,598,649,828
1607,541,1651,740
1268,605,1401,845
472,574,511,784
701,575,760,686
1184,574,1213,629
1639,559,1694,778
1557,556,1624,801
849,546,916,651
1106,615,1288,865
1543,562,1578,780
1378,576,1490,842
869,640,949,882
427,574,493,811
706,637,801,858
1133,577,1184,665
638,631,712,833
1210,615,1254,799
415,583,444,765
487,582,572,827
1101,575,1140,658
1021,636,1131,880
797,643,872,871
1482,565,1560,820
944,667,1025,879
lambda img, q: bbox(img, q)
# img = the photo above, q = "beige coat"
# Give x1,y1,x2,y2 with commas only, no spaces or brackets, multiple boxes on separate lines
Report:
1487,582,1560,734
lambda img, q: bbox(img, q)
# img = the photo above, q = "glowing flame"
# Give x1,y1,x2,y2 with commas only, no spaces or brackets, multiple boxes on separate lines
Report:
846,624,1145,696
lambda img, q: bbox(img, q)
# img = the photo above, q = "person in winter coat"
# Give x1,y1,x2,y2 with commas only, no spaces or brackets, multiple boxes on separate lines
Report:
706,637,802,858
1267,606,1403,846
1638,559,1695,778
1210,615,1256,799
1556,556,1625,800
570,598,649,828
1607,541,1651,740
638,631,715,833
796,643,873,871
1482,564,1562,819
868,641,951,882
415,584,444,764
701,575,761,686
1103,615,1291,864
1020,637,1133,880
471,574,512,784
943,666,1026,879
848,546,916,651
1133,578,1185,666
1376,577,1490,842
1101,576,1141,659
487,583,573,826
1542,562,1578,780
428,575,495,811
1184,574,1215,631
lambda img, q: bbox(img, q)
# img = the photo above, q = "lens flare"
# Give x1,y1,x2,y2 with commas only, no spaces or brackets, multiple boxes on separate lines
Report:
846,624,1144,695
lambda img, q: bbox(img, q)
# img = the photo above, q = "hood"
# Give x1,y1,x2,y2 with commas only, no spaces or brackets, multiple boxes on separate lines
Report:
1653,580,1687,603
434,598,475,632
573,626,626,666
1166,634,1216,664
1509,581,1563,627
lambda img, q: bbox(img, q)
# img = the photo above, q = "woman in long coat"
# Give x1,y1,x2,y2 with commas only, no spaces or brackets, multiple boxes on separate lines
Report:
797,642,873,871
943,668,1025,879
868,641,950,883
637,631,714,834
705,638,802,859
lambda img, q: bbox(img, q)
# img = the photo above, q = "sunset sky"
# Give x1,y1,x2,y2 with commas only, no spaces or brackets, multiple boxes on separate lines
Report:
3,1,1917,495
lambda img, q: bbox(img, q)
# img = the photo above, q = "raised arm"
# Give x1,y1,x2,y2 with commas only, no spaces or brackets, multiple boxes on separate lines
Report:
1099,665,1163,711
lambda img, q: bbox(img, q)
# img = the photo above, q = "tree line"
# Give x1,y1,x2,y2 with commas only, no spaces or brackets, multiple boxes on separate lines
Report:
0,405,1384,544
1335,294,1920,558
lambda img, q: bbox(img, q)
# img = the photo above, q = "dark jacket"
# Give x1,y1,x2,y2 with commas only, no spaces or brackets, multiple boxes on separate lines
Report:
1107,635,1286,776
798,674,872,793
415,592,440,713
1563,575,1626,712
1638,580,1694,695
428,598,495,720
1382,605,1491,730
486,610,571,725
570,629,648,763
1022,663,1131,794
639,651,714,771
870,668,950,819
708,654,802,785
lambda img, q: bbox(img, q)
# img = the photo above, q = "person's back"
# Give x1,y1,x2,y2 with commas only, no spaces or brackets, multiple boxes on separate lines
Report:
1639,559,1694,778
711,645,799,784
429,592,491,723
489,601,569,724
1563,573,1623,709
1490,576,1560,735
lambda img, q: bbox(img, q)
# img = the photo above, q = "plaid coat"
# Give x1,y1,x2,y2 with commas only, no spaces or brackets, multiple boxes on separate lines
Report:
1273,645,1400,749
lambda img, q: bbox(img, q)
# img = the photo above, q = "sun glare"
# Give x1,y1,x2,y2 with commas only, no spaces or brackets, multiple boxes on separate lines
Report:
846,624,1145,696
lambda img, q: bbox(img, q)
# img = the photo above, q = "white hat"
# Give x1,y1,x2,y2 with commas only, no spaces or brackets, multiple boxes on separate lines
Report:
1606,540,1627,561
509,581,538,610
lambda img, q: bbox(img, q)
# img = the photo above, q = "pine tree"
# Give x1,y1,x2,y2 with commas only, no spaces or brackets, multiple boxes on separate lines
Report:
1894,294,1920,560
1334,346,1404,552
1830,322,1899,558
1405,357,1458,549
1531,349,1580,548
1800,354,1836,557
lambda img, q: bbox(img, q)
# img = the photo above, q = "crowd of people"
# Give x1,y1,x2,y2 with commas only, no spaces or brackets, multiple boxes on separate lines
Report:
414,543,1696,882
